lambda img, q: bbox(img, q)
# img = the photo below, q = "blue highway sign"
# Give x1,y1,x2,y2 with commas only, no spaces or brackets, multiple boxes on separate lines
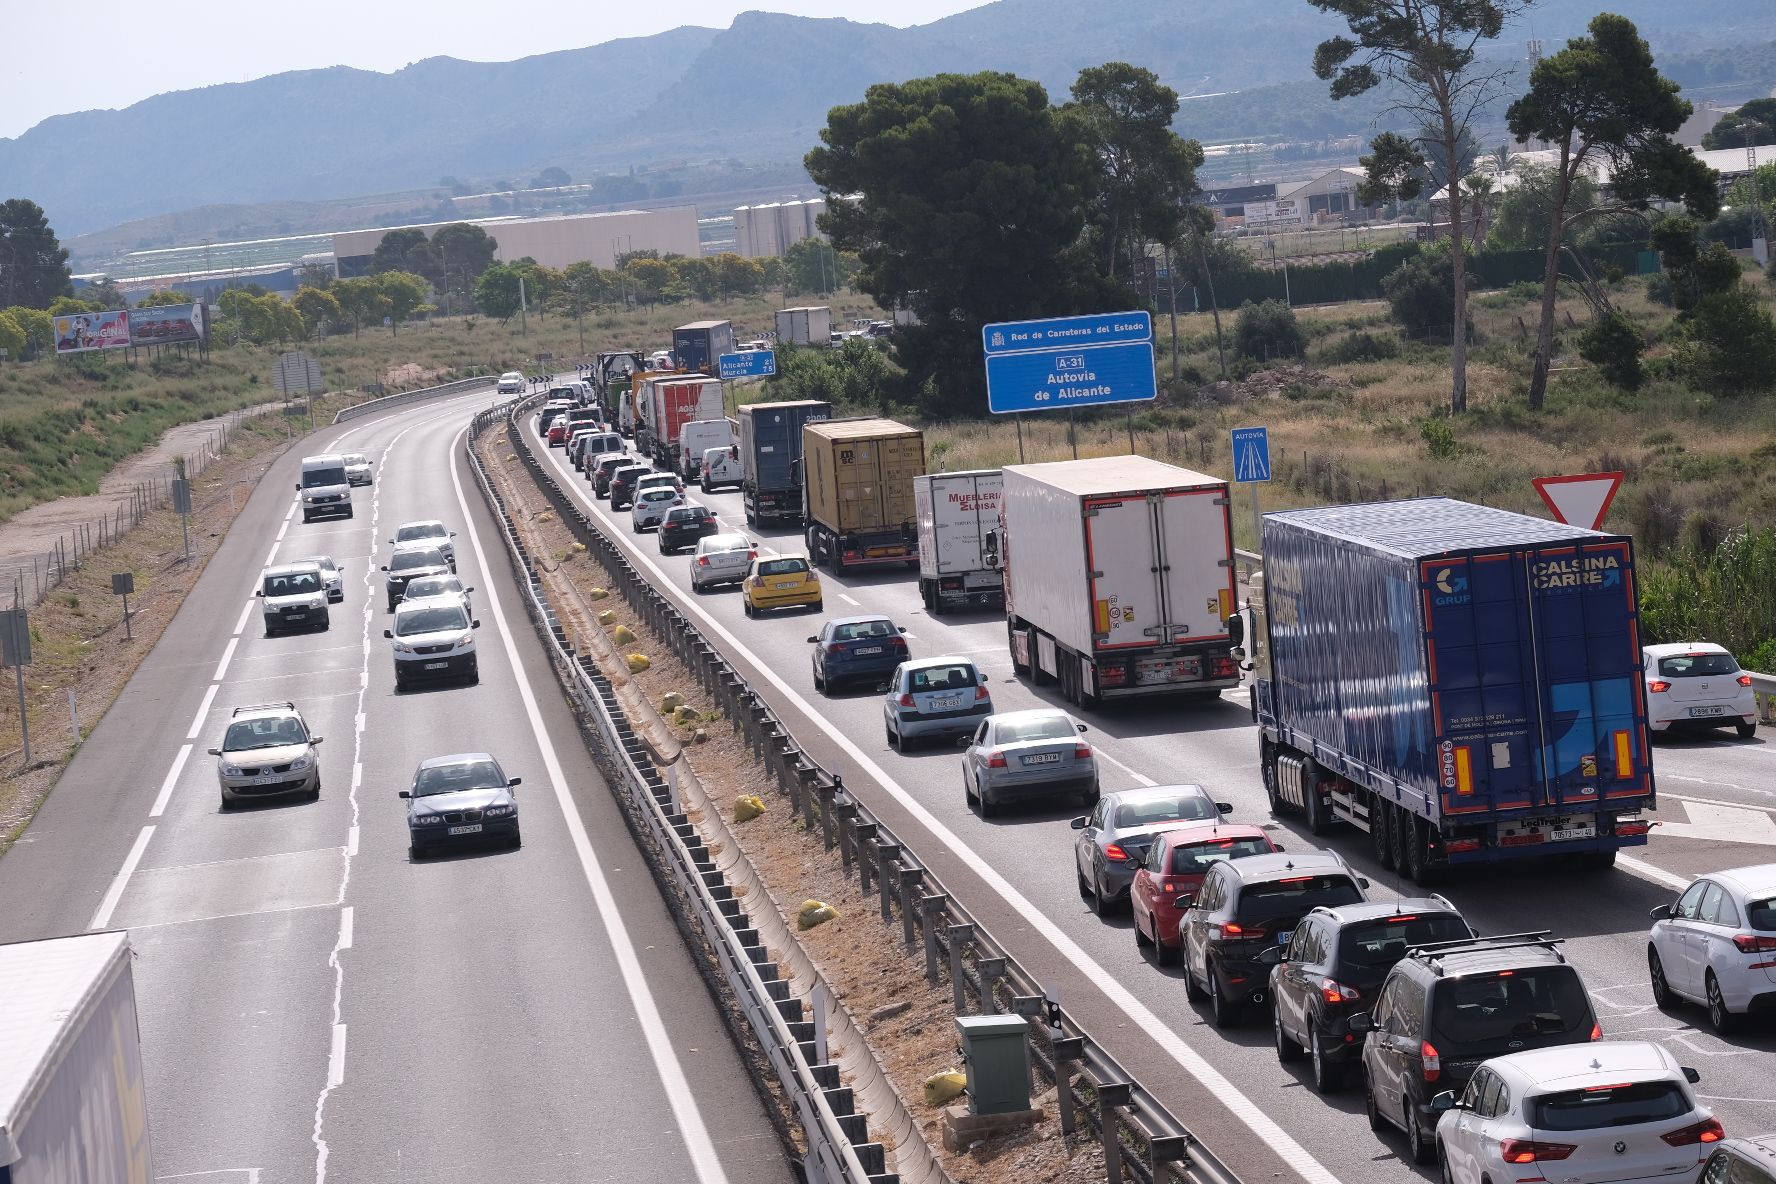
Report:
982,311,1157,415
718,350,777,380
1231,426,1272,483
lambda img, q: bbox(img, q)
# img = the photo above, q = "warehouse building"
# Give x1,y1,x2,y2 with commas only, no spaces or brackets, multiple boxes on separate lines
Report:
733,198,827,258
331,206,701,277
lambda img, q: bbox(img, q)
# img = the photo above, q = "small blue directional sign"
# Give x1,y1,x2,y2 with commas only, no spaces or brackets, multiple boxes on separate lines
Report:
981,311,1157,415
718,350,777,380
1230,426,1272,483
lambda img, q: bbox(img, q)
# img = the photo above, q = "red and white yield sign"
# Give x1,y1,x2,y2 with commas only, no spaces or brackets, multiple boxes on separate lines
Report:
1533,471,1625,531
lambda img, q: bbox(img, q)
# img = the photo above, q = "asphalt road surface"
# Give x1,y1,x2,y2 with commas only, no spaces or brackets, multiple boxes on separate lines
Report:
534,416,1776,1184
0,388,790,1184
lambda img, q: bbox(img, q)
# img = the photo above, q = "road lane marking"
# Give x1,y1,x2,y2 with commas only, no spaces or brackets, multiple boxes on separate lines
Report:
265,543,280,566
336,906,353,952
149,746,193,819
451,426,732,1184
345,826,359,857
537,438,1338,1184
233,600,256,636
1619,855,1691,893
1093,747,1156,787
188,685,219,739
89,826,155,930
276,519,290,542
327,1024,347,1087
838,593,860,606
212,637,239,682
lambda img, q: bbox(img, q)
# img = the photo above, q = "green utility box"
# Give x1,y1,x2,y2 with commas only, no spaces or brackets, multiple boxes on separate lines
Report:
956,1014,1032,1115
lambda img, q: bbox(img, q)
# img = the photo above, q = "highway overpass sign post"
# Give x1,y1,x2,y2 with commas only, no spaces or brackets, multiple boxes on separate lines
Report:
982,311,1157,459
1230,425,1271,553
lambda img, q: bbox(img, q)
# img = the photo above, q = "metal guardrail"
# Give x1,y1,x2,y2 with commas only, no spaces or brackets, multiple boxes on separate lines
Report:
485,399,1243,1184
333,376,493,423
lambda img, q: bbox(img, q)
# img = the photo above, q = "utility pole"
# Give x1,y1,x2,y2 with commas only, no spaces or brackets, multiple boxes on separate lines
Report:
518,274,528,336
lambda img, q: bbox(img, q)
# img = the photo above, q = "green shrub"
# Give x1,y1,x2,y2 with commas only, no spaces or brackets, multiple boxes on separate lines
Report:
1232,299,1305,362
1318,330,1401,365
1577,310,1644,391
1419,417,1464,459
1673,287,1776,393
1382,252,1455,340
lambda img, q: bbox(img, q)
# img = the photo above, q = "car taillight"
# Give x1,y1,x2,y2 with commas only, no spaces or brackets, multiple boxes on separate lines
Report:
1421,1041,1441,1081
1732,933,1776,953
1445,837,1482,853
1074,743,1092,759
1648,680,1671,693
1500,1139,1576,1164
975,685,991,701
1738,674,1754,688
898,694,914,707
1320,978,1360,1004
1590,1021,1603,1041
697,556,710,567
827,643,845,655
1211,656,1237,677
1098,664,1127,687
1216,922,1264,940
1662,1118,1725,1147
987,751,1007,769
1105,843,1131,862
891,637,908,650
1615,819,1652,837
748,550,758,559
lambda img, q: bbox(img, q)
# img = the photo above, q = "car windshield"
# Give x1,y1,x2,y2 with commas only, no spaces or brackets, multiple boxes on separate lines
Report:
1114,792,1217,827
264,570,321,596
302,467,347,488
298,557,337,575
834,619,895,641
1234,875,1362,925
1170,836,1272,874
1430,966,1591,1042
413,759,505,796
995,715,1075,743
223,716,307,750
759,559,808,576
391,549,444,572
396,605,469,636
344,454,368,467
1657,652,1740,677
1336,914,1472,968
404,577,461,598
396,524,444,543
1528,1081,1690,1132
910,664,977,692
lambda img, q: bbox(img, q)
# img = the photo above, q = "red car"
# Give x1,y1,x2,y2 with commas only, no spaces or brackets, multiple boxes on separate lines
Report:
1131,822,1278,965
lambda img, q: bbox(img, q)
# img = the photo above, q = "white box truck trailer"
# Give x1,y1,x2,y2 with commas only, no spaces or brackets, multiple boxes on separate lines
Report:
993,455,1239,707
914,470,1004,614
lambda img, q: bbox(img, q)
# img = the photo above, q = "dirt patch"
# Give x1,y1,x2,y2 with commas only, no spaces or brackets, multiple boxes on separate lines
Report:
383,362,449,390
475,430,1108,1184
1194,364,1351,405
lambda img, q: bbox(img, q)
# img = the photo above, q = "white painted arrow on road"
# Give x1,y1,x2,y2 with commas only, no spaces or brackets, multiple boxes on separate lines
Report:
1660,799,1776,845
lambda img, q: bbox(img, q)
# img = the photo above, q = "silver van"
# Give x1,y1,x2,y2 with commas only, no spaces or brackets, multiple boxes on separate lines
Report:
298,454,353,523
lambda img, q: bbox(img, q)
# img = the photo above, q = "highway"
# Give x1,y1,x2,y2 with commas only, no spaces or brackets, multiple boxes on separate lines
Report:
0,387,790,1184
532,416,1776,1184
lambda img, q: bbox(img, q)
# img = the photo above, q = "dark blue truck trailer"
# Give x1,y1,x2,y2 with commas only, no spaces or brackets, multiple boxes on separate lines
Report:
1233,498,1655,884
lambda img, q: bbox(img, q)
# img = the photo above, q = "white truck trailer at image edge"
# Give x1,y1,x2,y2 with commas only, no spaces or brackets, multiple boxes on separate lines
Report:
0,931,152,1183
914,470,1004,613
994,455,1241,707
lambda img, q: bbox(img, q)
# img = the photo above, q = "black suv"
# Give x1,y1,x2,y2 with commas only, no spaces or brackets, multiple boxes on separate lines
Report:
1264,898,1472,1093
592,454,629,498
1351,932,1600,1165
609,464,652,512
658,504,719,553
1178,850,1368,1029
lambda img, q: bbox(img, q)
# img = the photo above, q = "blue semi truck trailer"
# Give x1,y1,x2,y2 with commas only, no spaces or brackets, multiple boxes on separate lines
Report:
1230,498,1655,884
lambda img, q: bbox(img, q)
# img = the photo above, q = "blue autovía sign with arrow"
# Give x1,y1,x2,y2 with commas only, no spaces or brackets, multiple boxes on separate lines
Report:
981,311,1157,414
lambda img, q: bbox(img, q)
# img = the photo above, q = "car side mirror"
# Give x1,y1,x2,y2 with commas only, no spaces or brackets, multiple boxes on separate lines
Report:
380,565,389,572
1070,816,1087,830
383,629,393,638
1273,843,1285,852
472,620,481,629
1358,877,1370,889
1216,801,1233,814
398,790,411,799
898,626,907,634
508,777,523,788
1226,614,1245,648
295,483,301,491
983,529,1000,569
981,674,989,683
1346,1012,1375,1034
956,735,972,748
1682,1066,1700,1084
807,636,819,644
1258,945,1284,965
467,587,475,592
450,532,457,538
311,737,324,745
1430,1091,1460,1113
1077,723,1088,733
1173,894,1196,910
386,538,394,544
1648,903,1673,921
206,748,220,756
255,590,263,597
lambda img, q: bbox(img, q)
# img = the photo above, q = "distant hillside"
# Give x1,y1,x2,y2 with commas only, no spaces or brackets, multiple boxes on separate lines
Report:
4,0,1768,239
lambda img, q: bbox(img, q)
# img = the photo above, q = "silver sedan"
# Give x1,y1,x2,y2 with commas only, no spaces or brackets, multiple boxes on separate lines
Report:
962,709,1097,817
1071,784,1232,913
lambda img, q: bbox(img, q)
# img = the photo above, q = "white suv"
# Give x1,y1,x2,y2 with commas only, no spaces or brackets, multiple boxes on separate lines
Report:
497,371,525,394
1644,642,1757,738
1433,1041,1720,1184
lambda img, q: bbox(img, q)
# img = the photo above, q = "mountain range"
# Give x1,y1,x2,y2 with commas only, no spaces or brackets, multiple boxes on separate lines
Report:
3,0,1769,239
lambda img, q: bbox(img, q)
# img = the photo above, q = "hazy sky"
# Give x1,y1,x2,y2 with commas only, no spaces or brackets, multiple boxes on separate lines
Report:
0,1,990,140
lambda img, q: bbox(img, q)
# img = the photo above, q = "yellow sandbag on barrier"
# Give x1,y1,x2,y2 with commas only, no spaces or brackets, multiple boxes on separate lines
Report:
735,794,767,822
625,653,651,672
612,625,636,645
661,691,686,713
797,899,838,930
597,609,616,626
589,587,609,601
922,1071,967,1107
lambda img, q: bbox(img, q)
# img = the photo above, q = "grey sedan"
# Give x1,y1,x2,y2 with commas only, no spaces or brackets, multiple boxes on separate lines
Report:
1071,784,1233,913
400,753,521,859
962,709,1097,817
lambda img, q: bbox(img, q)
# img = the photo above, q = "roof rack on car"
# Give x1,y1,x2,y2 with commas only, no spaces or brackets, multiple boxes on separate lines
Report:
231,701,297,716
1407,930,1565,973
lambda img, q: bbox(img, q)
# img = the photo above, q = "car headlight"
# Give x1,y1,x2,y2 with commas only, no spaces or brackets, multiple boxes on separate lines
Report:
484,804,516,818
456,632,475,648
393,642,414,654
288,755,312,771
220,762,242,776
410,811,439,825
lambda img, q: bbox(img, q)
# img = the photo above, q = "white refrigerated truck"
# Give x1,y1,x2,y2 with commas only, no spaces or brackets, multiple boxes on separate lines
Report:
914,470,1004,614
0,931,153,1183
992,455,1240,707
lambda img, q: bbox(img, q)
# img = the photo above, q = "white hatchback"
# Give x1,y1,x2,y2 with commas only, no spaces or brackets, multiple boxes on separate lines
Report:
1643,642,1757,739
1648,863,1776,1032
1434,1041,1721,1184
631,485,683,531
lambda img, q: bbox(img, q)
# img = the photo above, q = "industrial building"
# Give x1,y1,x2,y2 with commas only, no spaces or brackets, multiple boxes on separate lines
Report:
330,206,702,277
733,198,827,258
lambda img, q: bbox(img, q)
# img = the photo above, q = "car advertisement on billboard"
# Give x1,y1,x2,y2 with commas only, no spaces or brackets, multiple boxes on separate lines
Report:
53,310,132,355
128,302,205,346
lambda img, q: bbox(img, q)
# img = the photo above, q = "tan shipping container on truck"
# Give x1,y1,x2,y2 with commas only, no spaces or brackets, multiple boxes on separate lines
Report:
801,417,925,570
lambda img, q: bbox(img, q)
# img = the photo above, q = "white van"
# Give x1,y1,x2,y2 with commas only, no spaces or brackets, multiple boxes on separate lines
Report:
384,597,480,690
700,445,743,492
297,454,353,523
678,419,734,478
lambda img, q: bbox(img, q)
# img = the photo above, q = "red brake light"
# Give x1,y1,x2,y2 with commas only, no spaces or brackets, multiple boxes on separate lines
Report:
827,643,845,655
1388,915,1419,923
1320,978,1360,1004
1074,743,1093,759
1738,674,1755,688
1662,1118,1725,1147
898,694,914,708
1220,922,1244,937
697,556,710,566
1105,843,1131,863
987,750,1007,769
1421,1041,1441,1081
1648,680,1672,693
1615,819,1652,837
974,685,990,701
748,550,758,560
891,636,908,649
1589,1021,1603,1041
1732,934,1776,953
1501,1139,1576,1164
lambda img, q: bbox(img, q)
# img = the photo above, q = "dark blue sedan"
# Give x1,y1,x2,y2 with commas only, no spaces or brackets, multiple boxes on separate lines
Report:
809,615,908,695
399,753,522,859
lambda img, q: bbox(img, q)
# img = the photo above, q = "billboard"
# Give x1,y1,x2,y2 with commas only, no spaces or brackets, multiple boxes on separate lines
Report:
53,310,132,355
128,302,204,346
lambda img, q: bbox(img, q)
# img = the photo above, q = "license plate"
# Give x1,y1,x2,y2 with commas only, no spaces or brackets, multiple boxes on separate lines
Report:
856,646,883,655
1689,705,1726,718
1551,826,1595,842
424,661,449,670
1022,752,1061,765
448,824,483,835
247,775,284,785
932,696,962,710
772,581,799,590
1277,930,1294,948
867,547,901,558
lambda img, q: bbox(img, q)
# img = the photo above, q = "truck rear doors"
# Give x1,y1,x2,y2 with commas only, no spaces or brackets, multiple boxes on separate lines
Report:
1084,489,1233,651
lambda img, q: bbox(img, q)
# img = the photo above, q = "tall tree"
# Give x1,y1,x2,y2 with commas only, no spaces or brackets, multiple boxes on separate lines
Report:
3,306,53,358
373,271,430,335
474,264,523,323
430,222,499,310
1507,13,1719,407
0,199,72,309
292,286,344,336
137,288,196,308
1065,62,1204,281
1309,0,1529,413
371,228,429,274
331,277,390,337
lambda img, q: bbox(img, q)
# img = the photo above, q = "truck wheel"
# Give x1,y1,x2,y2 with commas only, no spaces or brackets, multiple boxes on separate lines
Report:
1403,815,1439,885
1262,743,1285,816
1389,803,1413,871
1371,793,1397,870
1302,760,1331,834
1008,622,1030,676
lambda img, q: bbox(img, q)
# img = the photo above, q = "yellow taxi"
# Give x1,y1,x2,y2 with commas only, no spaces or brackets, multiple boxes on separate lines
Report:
742,553,823,617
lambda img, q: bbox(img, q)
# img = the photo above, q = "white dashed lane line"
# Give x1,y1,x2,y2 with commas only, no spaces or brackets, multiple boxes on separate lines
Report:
212,637,240,682
187,685,219,739
148,746,193,819
89,826,155,931
233,599,257,636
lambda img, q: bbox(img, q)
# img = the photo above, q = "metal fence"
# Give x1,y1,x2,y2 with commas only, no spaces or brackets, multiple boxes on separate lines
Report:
478,397,1244,1184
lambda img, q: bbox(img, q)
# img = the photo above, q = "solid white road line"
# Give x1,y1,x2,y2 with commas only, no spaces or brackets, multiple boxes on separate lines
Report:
539,443,1340,1184
265,544,280,566
149,746,193,819
90,825,155,930
233,599,257,636
212,637,240,682
838,593,860,606
1620,854,1692,893
276,519,290,542
188,685,220,739
1093,747,1156,788
449,426,732,1184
